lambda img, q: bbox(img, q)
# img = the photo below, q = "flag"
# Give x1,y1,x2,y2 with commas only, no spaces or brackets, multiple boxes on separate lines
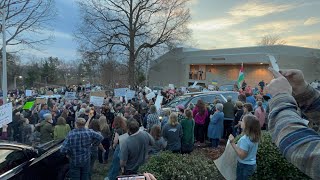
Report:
237,63,244,87
212,80,218,85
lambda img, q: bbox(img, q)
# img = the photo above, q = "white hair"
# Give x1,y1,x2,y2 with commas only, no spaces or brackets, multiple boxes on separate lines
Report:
216,103,224,112
44,113,52,121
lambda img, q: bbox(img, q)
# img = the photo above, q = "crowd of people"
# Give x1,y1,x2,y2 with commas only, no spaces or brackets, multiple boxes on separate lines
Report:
1,68,319,180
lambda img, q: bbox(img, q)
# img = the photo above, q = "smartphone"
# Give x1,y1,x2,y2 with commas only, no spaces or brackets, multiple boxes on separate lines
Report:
267,55,279,72
117,175,146,180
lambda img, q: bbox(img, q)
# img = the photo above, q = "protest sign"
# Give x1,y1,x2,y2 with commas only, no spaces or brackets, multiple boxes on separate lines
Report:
23,101,35,110
90,91,105,97
146,92,156,100
36,98,47,105
214,140,237,180
0,103,13,128
114,88,129,97
125,90,136,100
192,81,198,88
25,90,33,97
155,95,163,110
65,92,77,100
169,84,174,90
90,96,104,107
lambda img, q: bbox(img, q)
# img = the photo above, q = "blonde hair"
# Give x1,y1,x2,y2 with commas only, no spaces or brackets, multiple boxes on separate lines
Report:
169,113,179,126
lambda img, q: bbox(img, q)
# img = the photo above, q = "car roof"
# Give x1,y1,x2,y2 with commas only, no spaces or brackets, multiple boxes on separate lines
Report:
0,141,33,150
184,91,237,97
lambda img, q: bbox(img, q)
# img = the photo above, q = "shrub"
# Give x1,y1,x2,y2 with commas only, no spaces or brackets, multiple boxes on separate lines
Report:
236,131,310,180
139,151,223,180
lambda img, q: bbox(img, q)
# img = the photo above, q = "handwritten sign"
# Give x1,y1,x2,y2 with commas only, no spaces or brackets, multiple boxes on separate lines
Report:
155,95,163,110
90,96,104,107
25,90,33,97
65,92,77,100
146,92,156,100
125,90,136,100
0,103,13,127
114,88,129,97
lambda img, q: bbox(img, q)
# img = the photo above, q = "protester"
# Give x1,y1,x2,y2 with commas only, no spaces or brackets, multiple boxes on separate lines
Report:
181,109,195,154
266,68,320,179
120,120,154,175
61,118,103,180
39,104,50,121
208,103,224,148
254,101,266,129
233,101,244,136
229,115,261,180
108,116,127,180
20,118,34,145
162,113,183,153
54,117,71,140
245,93,256,108
39,113,54,143
146,105,160,132
223,96,235,138
193,100,208,147
149,125,167,155
160,109,171,128
177,104,187,123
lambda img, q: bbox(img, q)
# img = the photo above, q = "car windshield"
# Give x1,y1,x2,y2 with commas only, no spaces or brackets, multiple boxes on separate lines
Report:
221,92,239,102
166,96,191,108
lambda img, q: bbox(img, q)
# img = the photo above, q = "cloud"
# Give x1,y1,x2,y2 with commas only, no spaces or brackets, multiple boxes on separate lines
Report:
188,16,245,31
228,1,297,18
304,17,320,26
250,20,302,35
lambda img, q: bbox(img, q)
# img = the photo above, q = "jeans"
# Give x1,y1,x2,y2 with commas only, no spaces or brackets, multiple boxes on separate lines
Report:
236,162,256,180
107,145,120,180
69,161,90,180
211,138,219,148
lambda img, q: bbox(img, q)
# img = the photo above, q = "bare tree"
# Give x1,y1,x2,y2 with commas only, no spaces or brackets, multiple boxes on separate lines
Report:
257,35,286,46
75,0,191,86
0,0,56,51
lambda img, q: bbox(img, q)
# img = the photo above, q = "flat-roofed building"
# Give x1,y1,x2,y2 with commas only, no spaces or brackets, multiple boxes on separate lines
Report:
149,45,320,88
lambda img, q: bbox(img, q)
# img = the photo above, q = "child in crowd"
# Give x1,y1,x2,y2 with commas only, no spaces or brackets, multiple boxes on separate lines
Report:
229,115,261,180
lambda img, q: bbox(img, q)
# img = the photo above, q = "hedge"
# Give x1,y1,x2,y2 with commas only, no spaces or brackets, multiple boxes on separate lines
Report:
139,151,223,180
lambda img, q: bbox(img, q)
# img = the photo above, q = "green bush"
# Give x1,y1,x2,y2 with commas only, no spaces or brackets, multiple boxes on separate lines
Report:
237,131,310,180
139,151,223,180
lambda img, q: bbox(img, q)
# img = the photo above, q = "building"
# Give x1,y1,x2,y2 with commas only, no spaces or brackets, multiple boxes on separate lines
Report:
149,45,320,88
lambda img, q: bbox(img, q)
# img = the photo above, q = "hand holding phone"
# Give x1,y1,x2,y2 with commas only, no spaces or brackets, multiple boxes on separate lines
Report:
267,55,279,72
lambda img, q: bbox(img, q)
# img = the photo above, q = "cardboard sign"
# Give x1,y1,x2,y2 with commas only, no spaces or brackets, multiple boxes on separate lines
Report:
169,84,175,90
46,91,53,95
25,90,33,97
146,92,156,100
90,96,104,107
114,88,129,97
214,140,237,180
90,91,105,97
192,81,198,88
23,101,35,110
125,90,136,100
155,95,163,110
36,98,47,105
0,103,13,127
65,92,77,100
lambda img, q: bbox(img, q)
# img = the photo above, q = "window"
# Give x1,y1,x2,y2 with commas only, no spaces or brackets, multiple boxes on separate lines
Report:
201,95,224,104
0,149,30,175
190,97,201,105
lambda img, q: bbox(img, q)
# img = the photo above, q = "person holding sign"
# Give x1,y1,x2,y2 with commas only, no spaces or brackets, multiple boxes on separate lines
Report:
229,115,261,180
265,68,320,179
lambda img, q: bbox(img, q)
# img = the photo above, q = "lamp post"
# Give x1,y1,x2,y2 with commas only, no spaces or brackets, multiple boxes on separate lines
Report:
14,76,23,89
2,5,7,103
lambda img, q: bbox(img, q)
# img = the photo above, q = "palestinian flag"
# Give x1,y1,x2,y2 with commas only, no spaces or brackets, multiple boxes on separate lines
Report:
237,63,244,87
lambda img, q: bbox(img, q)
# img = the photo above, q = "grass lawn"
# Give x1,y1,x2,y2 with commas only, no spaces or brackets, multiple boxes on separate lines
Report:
92,161,110,180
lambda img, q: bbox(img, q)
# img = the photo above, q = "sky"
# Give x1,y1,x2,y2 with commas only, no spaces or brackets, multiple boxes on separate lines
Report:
10,0,320,61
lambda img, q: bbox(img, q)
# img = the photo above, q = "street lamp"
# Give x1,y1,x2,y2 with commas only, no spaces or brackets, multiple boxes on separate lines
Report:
13,76,22,89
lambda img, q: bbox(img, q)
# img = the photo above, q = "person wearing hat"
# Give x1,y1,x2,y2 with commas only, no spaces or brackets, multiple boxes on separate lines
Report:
60,118,103,180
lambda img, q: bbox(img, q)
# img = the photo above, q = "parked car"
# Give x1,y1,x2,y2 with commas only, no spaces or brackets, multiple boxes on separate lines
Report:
163,91,239,111
0,140,69,180
218,84,235,91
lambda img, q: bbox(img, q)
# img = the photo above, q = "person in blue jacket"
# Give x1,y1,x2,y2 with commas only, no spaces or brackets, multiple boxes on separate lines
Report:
207,103,224,148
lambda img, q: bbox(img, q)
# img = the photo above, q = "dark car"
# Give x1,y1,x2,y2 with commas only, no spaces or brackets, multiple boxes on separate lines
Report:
163,91,239,111
0,140,69,180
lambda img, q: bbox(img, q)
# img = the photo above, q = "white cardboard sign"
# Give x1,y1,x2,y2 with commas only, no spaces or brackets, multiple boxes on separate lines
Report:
169,84,175,90
25,90,33,97
114,88,129,97
146,92,156,100
90,96,104,107
155,95,163,110
64,92,77,100
0,103,13,127
192,81,198,88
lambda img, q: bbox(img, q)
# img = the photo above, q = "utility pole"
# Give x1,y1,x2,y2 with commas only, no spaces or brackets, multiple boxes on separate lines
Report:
2,5,7,104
